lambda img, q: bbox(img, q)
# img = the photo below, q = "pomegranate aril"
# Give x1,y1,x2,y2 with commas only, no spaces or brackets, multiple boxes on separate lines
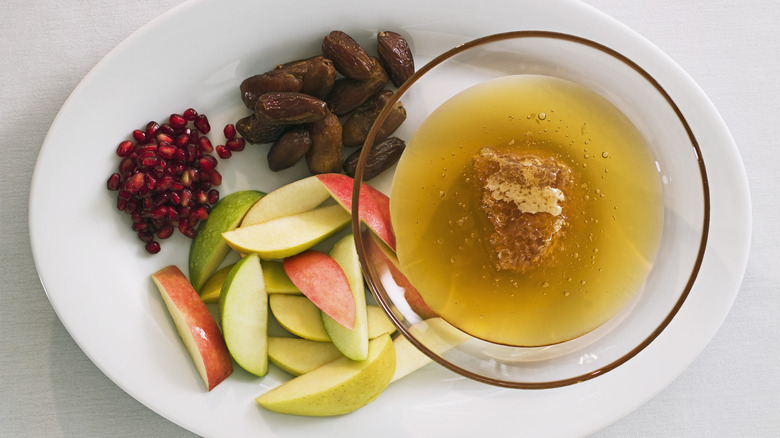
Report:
198,136,213,153
116,141,134,157
207,189,219,204
183,108,198,121
209,170,222,186
159,123,175,136
186,144,199,162
174,134,191,148
156,133,174,144
194,114,210,134
107,173,121,191
223,123,237,140
158,145,177,159
193,206,209,221
138,231,154,243
198,156,216,172
216,145,231,159
226,138,245,152
126,173,146,193
177,206,191,219
138,151,159,168
169,114,187,129
175,148,187,162
145,241,161,254
145,121,160,139
132,129,147,143
156,225,174,239
193,190,208,205
132,221,148,232
118,157,135,175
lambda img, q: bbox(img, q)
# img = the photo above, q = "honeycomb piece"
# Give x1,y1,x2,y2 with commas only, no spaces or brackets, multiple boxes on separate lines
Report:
473,148,573,271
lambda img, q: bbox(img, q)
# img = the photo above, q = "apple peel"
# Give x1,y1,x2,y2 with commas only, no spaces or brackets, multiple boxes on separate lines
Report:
316,173,396,250
283,250,356,330
150,265,233,391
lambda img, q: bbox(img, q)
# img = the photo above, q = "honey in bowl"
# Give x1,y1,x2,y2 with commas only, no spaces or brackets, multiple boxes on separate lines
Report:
390,75,664,347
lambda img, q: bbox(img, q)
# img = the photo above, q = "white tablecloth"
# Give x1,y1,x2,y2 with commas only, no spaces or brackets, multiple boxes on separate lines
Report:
1,0,777,436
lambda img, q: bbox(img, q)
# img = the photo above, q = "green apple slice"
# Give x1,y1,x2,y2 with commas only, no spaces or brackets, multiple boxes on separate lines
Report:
262,260,301,294
218,253,268,376
189,190,264,291
241,175,331,227
322,234,369,360
367,305,396,338
199,263,235,303
391,317,468,383
222,203,350,260
267,337,343,376
269,294,329,342
256,333,396,416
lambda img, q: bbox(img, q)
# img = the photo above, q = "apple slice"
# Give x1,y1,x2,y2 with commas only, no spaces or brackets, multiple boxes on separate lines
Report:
150,265,232,391
269,295,329,342
189,190,264,291
199,263,235,303
362,228,437,320
268,337,343,376
218,253,268,376
391,317,468,383
222,203,350,260
241,175,331,227
367,305,397,338
322,234,368,360
256,333,396,416
316,173,395,250
283,250,356,330
262,260,301,294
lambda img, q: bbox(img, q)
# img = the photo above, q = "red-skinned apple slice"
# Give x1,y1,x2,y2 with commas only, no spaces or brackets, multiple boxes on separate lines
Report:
362,228,437,320
283,250,356,330
315,173,395,250
150,265,233,391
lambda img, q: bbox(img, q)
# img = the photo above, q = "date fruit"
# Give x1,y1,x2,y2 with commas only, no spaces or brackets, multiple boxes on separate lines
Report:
240,70,303,110
268,128,312,171
255,92,328,124
342,90,406,147
306,110,343,174
377,31,414,87
325,57,389,116
322,31,373,80
236,114,287,144
343,137,406,181
276,56,337,99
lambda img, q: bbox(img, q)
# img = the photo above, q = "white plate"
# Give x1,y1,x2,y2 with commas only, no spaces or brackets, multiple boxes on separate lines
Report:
29,0,751,436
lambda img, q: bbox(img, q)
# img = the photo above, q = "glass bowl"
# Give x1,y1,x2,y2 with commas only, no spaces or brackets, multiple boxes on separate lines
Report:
352,31,709,389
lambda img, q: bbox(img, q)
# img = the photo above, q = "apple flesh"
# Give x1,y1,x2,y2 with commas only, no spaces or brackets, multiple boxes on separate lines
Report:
241,175,331,227
262,260,301,294
322,234,368,361
367,305,397,339
283,250,356,330
150,265,232,391
199,263,234,304
256,333,396,416
222,203,350,260
391,317,468,383
315,173,395,250
189,190,264,291
219,253,268,376
269,294,330,342
267,337,343,376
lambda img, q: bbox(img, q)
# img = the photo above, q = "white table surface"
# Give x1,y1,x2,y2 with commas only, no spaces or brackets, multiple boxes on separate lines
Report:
1,0,777,436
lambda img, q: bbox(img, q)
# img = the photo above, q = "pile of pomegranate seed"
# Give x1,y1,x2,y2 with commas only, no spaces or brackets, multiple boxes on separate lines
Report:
106,109,245,254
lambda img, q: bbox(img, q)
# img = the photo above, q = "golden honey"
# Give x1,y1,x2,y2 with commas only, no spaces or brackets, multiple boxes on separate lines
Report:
390,75,663,346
